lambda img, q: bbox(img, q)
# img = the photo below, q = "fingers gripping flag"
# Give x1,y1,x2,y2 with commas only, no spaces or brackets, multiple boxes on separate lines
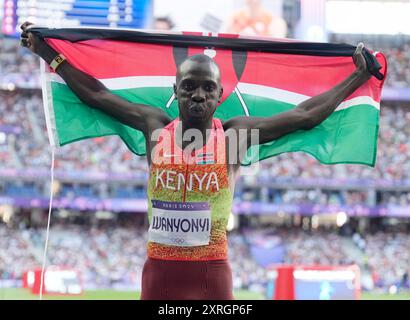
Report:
33,28,387,166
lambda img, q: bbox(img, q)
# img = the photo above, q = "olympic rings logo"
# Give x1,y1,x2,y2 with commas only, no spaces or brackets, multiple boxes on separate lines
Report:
171,237,185,245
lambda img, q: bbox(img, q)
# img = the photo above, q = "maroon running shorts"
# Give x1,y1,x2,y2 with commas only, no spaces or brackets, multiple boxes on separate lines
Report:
141,257,234,300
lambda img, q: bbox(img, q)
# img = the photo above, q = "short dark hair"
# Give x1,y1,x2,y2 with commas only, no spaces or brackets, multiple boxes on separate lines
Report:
176,54,221,83
184,54,215,64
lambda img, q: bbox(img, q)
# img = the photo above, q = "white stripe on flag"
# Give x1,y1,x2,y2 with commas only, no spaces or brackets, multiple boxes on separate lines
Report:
234,87,250,116
49,74,380,112
166,93,175,108
49,73,176,90
237,82,308,105
237,82,380,111
40,60,58,147
336,96,380,111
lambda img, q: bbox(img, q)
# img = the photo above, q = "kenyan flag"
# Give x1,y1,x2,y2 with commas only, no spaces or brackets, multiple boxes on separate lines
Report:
32,28,387,166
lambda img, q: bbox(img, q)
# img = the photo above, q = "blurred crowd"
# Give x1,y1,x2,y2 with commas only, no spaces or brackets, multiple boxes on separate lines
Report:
0,223,268,292
243,188,371,206
382,44,410,89
283,229,354,266
0,38,40,89
355,232,410,289
0,90,146,173
0,226,38,280
1,223,408,292
229,232,269,292
28,224,146,290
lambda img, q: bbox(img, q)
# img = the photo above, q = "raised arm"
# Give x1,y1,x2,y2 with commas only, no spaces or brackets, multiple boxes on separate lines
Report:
224,43,372,145
20,22,171,135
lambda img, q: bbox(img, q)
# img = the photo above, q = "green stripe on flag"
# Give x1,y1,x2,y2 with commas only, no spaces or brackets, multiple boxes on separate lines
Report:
240,94,379,166
50,82,379,166
51,82,179,155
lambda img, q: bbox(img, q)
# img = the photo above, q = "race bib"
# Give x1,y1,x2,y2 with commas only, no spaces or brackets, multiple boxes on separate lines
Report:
149,200,211,247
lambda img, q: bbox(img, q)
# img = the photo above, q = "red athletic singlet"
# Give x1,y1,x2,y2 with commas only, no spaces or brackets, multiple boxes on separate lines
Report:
141,118,234,300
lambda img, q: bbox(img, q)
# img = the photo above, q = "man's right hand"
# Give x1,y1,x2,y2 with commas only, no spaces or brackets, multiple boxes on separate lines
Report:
18,21,171,157
20,21,43,55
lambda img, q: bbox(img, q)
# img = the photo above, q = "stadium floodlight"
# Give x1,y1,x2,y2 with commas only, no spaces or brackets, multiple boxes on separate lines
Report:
226,212,235,232
336,212,348,227
312,215,319,229
389,285,398,295
0,132,6,144
0,205,13,224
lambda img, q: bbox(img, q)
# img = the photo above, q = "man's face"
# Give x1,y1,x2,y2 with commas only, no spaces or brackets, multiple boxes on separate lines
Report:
174,60,223,125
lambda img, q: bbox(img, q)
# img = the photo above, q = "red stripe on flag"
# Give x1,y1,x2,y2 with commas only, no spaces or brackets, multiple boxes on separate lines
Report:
217,33,240,39
240,51,386,102
46,39,178,78
182,31,204,36
45,37,386,103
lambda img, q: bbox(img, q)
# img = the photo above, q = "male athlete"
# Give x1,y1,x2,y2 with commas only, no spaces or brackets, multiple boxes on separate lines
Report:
20,22,371,299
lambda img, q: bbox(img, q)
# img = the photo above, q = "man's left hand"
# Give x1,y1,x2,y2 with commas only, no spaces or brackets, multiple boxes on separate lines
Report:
353,42,371,79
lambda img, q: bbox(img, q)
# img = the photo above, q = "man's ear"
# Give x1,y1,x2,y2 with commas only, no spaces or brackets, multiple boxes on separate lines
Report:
173,84,177,99
218,87,223,103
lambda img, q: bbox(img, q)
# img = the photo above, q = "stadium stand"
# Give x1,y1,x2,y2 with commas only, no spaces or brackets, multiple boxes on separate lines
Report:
0,33,409,297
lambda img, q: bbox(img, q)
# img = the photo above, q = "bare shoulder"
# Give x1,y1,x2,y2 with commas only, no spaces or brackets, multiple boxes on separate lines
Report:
222,116,254,132
147,105,172,123
145,107,172,131
144,108,172,166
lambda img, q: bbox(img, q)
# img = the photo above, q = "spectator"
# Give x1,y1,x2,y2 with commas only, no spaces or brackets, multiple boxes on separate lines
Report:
226,0,287,37
153,16,175,31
